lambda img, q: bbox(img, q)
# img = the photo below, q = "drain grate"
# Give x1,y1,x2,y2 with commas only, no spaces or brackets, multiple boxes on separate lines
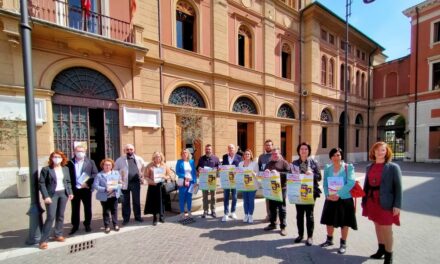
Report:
69,239,96,254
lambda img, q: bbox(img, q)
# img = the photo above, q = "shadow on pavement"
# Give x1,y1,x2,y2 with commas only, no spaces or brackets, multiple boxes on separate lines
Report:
402,176,440,217
214,238,369,264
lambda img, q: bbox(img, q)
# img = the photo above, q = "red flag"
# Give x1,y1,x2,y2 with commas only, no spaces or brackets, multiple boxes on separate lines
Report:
81,0,91,16
131,0,137,20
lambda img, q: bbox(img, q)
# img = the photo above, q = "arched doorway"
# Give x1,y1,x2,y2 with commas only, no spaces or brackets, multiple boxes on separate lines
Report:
51,67,120,164
233,97,258,155
169,86,206,161
277,104,295,161
377,113,406,160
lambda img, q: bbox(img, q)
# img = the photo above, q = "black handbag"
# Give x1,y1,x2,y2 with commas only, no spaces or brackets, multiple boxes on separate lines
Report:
163,180,178,194
118,193,124,204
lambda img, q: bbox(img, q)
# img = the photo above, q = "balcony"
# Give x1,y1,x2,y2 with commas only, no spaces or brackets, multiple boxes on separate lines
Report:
28,0,134,44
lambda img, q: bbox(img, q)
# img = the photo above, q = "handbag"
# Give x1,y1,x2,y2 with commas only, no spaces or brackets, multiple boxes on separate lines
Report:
344,164,365,211
118,193,124,204
163,180,178,194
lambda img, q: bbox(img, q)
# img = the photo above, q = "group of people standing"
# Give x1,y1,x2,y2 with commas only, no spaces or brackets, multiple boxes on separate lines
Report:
37,140,402,264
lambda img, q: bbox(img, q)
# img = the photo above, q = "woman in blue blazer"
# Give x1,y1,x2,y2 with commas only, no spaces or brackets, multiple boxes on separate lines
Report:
176,149,197,220
93,158,121,233
320,148,357,255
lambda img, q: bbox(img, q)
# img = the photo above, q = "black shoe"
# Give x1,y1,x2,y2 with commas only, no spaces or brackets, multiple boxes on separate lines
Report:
159,217,165,223
122,220,129,226
152,220,158,226
320,240,334,247
338,239,347,254
384,251,393,264
211,212,217,218
85,226,91,233
370,244,385,259
306,237,313,246
264,224,276,231
201,211,207,218
135,217,143,223
69,227,78,235
294,236,303,243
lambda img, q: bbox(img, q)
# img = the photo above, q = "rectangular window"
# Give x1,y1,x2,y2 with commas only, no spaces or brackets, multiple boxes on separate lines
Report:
322,127,327,149
176,10,195,51
362,52,366,61
321,29,328,42
329,34,335,45
434,22,440,43
281,51,291,79
356,129,360,148
238,34,245,67
356,49,361,58
433,62,440,90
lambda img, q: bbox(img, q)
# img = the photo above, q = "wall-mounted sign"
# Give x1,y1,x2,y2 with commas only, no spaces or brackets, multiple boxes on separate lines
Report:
123,107,161,128
0,95,47,125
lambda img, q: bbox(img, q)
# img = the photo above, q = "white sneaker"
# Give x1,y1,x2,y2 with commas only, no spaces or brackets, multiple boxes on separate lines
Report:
221,215,229,222
230,212,238,220
248,215,253,223
243,214,249,223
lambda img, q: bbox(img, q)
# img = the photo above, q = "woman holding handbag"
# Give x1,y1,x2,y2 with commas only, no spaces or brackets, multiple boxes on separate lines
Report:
291,142,322,246
176,149,197,221
144,151,174,225
93,158,121,233
320,148,357,254
362,142,402,264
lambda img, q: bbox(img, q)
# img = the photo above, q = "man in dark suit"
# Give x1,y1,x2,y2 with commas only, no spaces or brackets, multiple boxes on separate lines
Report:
221,144,242,222
67,145,98,235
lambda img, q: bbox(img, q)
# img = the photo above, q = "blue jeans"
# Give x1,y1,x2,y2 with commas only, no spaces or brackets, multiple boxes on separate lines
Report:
223,189,237,215
242,191,256,215
178,186,193,213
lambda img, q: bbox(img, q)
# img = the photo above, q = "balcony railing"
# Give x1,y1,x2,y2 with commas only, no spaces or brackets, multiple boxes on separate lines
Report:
28,0,134,44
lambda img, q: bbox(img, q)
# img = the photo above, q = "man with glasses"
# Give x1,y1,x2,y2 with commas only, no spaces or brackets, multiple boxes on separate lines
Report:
115,144,145,225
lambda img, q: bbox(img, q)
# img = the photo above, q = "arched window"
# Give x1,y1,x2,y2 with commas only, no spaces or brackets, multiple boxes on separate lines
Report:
321,56,327,85
176,0,197,52
329,59,335,88
233,97,258,114
52,67,118,100
320,108,333,122
355,114,363,125
340,64,345,91
356,71,360,96
238,25,253,68
361,73,366,98
277,104,295,119
281,44,292,79
169,86,206,108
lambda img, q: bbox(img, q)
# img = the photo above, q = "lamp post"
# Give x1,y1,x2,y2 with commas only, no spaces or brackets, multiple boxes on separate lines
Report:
19,0,43,245
343,0,351,161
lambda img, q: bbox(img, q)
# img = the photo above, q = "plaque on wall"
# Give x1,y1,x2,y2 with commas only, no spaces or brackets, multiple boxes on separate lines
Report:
123,107,161,128
0,95,47,125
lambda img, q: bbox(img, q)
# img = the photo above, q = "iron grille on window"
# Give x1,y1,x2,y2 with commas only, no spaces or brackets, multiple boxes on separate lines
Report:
320,109,332,122
169,87,206,108
233,97,257,114
277,104,295,119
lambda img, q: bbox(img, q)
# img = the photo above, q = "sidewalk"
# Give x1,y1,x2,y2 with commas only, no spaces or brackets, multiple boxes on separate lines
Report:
0,161,439,263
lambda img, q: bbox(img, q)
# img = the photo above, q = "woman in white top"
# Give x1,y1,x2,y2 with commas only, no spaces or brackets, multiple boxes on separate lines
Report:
38,150,73,250
238,149,259,223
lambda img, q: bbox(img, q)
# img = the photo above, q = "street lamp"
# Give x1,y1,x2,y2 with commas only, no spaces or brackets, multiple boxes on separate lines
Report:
19,0,43,245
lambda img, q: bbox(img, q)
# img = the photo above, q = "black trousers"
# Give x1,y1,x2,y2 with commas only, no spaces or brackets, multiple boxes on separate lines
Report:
41,190,68,242
71,188,92,228
122,182,141,222
269,189,287,229
295,203,315,237
100,197,118,227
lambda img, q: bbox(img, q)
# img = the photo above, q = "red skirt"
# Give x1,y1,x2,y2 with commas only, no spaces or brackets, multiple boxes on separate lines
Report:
362,190,400,226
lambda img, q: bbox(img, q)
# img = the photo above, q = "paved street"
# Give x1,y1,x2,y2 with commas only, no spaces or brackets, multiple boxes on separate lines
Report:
0,161,439,263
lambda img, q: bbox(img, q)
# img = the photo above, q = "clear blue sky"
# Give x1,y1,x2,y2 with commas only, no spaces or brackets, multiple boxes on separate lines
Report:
316,0,423,61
